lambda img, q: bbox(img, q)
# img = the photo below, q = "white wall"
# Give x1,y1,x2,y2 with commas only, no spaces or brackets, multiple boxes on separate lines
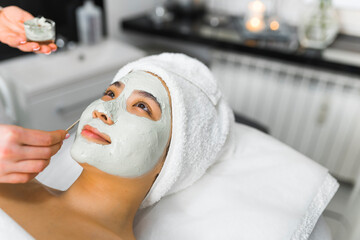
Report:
307,0,360,36
103,0,213,62
336,9,360,37
104,0,156,40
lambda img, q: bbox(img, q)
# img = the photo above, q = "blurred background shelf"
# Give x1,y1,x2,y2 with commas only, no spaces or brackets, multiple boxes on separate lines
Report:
122,14,360,76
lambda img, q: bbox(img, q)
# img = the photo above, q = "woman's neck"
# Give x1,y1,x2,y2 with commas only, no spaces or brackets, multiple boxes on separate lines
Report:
59,164,152,238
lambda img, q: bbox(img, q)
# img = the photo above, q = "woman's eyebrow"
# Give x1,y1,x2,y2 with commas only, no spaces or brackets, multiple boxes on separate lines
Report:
110,81,122,88
136,90,162,111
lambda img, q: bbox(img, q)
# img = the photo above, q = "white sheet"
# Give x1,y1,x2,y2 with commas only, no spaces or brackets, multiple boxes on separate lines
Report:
0,209,33,240
36,134,82,191
0,209,331,239
134,123,338,240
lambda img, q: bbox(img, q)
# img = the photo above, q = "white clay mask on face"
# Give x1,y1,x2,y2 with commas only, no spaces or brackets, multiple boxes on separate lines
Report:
71,71,171,178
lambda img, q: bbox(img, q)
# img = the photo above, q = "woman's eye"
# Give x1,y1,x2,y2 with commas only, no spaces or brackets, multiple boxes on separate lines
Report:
104,90,115,99
135,102,151,115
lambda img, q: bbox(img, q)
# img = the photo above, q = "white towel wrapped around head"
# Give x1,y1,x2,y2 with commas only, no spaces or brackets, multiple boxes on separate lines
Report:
112,53,234,208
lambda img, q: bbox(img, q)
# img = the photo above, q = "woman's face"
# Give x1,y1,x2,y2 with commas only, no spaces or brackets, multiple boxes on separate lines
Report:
70,71,172,178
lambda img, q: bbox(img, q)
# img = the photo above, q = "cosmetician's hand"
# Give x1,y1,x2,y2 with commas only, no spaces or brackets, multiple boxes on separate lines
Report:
0,6,57,54
0,125,68,183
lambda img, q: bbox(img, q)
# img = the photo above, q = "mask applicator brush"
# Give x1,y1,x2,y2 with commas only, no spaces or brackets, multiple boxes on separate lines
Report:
65,119,80,139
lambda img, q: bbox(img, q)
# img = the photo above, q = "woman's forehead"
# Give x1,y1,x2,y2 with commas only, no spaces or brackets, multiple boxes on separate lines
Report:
119,71,159,84
116,71,170,99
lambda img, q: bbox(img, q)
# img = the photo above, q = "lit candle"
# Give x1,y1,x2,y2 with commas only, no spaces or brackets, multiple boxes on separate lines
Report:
248,0,266,14
246,17,265,32
269,20,280,31
246,0,266,32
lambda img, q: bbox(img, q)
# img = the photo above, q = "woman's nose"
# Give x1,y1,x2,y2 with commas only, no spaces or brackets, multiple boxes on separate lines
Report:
92,110,114,125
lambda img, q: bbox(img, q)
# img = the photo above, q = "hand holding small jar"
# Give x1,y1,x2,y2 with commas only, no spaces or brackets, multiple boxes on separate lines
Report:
0,6,57,54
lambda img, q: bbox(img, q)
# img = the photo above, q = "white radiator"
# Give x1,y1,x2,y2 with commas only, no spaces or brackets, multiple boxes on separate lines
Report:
211,51,360,182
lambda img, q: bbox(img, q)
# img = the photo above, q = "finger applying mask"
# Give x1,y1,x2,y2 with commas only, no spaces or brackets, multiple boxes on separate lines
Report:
0,125,67,183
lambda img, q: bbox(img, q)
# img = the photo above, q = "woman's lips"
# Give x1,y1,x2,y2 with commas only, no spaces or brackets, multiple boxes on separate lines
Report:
81,125,111,145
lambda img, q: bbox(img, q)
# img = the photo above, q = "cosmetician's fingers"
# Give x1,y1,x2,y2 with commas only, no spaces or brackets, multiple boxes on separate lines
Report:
20,129,67,147
0,33,26,47
0,6,55,54
1,6,34,28
17,6,34,23
0,6,33,45
0,173,37,184
10,160,50,174
34,44,52,54
17,42,40,52
0,143,60,172
49,130,68,144
0,124,22,144
1,5,35,22
0,125,64,184
17,142,63,160
48,43,57,52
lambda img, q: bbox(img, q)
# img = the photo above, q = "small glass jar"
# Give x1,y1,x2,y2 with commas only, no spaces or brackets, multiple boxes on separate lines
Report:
24,17,56,44
298,0,339,49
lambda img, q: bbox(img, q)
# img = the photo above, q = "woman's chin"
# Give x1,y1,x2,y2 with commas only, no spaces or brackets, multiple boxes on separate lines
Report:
78,162,107,174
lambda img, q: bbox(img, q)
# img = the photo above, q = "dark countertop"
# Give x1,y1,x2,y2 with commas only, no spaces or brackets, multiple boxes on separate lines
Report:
122,14,360,77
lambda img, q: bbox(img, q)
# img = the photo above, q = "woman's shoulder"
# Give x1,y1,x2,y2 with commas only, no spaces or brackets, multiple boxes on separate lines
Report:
0,180,55,218
0,180,48,202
